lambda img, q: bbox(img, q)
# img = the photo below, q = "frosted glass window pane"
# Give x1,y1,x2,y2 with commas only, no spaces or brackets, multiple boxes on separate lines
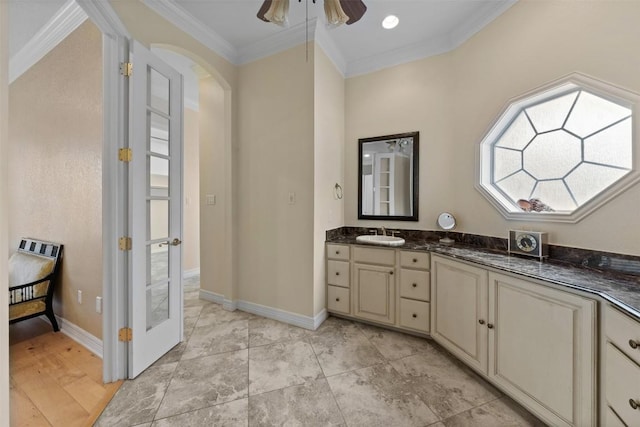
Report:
148,245,168,285
565,164,629,205
496,112,535,150
148,200,169,241
149,67,169,115
380,158,390,172
149,113,169,155
584,118,632,169
379,188,389,201
494,148,522,181
380,174,389,186
380,204,389,215
526,91,578,133
150,156,169,191
565,91,631,137
481,79,635,216
146,283,169,331
530,180,575,211
496,170,536,202
523,131,581,179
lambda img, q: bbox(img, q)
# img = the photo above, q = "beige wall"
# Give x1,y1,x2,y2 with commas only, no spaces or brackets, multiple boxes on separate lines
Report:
112,0,237,307
345,1,640,256
8,22,103,338
237,44,315,316
313,47,345,316
183,107,200,272
199,76,228,296
1,0,10,422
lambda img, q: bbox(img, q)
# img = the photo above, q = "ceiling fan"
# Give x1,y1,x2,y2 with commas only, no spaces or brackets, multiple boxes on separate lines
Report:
257,0,367,28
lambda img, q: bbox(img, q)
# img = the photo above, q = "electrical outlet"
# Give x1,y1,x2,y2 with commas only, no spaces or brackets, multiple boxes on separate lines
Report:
206,194,216,205
96,296,102,314
77,289,82,304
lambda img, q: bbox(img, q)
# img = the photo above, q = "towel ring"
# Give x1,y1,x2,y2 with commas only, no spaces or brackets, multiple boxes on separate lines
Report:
334,183,343,199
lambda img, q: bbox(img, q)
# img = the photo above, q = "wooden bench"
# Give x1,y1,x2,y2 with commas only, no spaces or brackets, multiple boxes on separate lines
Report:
8,238,63,332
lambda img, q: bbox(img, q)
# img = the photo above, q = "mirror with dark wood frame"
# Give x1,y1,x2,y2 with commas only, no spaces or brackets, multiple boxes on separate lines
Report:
358,131,419,221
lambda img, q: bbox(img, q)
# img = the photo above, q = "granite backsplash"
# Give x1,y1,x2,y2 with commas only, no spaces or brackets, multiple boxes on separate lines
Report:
326,226,640,281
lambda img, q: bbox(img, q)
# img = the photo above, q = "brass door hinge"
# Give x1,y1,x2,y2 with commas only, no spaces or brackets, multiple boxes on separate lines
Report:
118,148,132,162
120,62,133,77
118,327,132,342
119,237,132,251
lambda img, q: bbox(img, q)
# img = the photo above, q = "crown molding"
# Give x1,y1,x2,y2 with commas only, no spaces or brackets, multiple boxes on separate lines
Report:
345,33,452,78
9,0,87,83
236,18,319,65
128,0,514,78
449,0,518,50
142,0,237,64
314,22,346,77
75,0,130,38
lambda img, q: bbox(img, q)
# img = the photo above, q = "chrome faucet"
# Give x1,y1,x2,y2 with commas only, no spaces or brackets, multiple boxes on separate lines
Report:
380,226,387,236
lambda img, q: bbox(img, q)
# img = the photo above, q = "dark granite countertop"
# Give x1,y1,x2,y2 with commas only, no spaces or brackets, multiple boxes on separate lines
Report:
326,235,640,322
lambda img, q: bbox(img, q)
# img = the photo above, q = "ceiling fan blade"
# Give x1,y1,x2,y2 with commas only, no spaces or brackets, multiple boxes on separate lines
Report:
339,0,367,25
257,0,273,22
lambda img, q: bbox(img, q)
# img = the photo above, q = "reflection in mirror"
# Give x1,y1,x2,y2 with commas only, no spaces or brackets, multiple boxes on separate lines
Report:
358,132,419,221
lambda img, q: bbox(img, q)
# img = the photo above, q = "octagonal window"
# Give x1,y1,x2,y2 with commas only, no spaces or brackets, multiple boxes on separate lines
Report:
477,74,640,222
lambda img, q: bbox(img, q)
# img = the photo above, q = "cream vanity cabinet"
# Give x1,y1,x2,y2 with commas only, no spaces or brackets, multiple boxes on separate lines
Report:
602,304,640,426
326,244,350,315
431,254,596,427
352,246,396,325
326,244,430,334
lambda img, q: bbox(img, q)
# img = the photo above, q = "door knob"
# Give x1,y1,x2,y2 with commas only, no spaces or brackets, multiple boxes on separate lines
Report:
159,238,182,247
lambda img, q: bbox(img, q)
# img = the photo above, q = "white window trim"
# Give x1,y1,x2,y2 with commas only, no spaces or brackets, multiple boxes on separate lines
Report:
476,72,640,223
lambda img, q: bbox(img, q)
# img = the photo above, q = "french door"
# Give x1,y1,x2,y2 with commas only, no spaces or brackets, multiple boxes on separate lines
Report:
128,41,183,378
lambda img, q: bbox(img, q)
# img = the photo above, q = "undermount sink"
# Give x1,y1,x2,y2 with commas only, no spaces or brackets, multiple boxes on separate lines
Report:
355,235,405,247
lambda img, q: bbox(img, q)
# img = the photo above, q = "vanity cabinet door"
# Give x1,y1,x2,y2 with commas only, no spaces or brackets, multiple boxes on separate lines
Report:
353,263,395,325
488,272,596,427
430,255,488,373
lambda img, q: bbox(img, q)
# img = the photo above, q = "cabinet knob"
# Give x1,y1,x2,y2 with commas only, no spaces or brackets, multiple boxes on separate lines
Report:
478,319,485,325
335,272,340,276
630,399,640,410
412,313,417,318
335,250,340,254
336,297,340,302
630,339,640,350
487,323,494,329
412,283,417,288
413,258,418,263
389,271,394,275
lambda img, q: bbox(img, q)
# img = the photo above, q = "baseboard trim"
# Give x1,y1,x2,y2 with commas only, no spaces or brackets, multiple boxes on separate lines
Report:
197,290,327,331
39,315,103,358
237,300,322,331
199,289,224,305
183,268,200,279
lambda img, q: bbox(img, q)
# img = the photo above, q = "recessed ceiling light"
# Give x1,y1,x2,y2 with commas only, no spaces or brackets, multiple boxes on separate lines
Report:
382,15,399,30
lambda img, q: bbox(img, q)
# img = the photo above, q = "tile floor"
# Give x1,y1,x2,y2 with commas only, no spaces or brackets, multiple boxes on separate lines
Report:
96,278,546,426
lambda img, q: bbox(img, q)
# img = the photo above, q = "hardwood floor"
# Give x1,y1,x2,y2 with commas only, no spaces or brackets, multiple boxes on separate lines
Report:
9,320,122,427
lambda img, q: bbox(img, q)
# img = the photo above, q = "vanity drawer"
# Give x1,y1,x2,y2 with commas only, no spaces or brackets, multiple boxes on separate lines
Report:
327,244,350,261
399,269,430,301
605,304,640,365
353,246,395,266
399,299,430,333
327,260,349,288
327,285,350,314
606,342,640,426
400,251,430,270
